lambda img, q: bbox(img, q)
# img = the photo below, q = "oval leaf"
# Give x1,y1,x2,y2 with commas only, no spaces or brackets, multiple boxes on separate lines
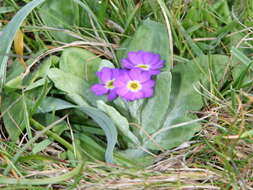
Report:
47,68,99,105
141,72,172,140
59,47,102,84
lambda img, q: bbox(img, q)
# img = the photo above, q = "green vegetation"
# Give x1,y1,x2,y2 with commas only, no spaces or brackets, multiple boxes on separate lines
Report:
0,0,252,189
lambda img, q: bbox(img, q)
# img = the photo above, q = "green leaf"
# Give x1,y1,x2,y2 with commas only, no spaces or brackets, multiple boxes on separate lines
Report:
5,53,56,91
38,0,80,42
144,67,202,149
127,99,145,123
112,98,130,118
241,129,253,138
144,55,229,150
97,100,140,146
48,69,117,162
75,124,104,136
141,72,172,140
38,97,76,113
6,60,24,86
78,106,117,163
22,94,32,140
1,93,27,141
32,139,52,154
5,75,24,89
47,68,97,105
99,59,115,70
231,47,253,86
0,0,45,92
231,47,251,65
232,62,253,89
119,20,172,70
33,114,68,136
25,55,58,87
59,48,102,84
77,134,106,161
67,93,90,107
37,56,59,78
25,78,46,91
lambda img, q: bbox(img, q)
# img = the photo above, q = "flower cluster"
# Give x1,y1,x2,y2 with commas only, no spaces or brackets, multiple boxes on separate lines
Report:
91,50,164,101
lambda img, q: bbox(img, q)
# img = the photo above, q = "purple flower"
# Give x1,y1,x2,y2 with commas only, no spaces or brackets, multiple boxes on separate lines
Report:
121,50,164,75
91,67,123,101
114,69,155,101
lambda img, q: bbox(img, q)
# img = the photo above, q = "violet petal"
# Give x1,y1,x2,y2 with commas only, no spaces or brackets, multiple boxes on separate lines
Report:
91,84,108,95
107,89,118,101
100,67,113,83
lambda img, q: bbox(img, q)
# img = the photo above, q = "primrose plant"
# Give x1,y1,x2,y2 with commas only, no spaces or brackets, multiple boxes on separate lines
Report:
45,20,214,163
91,51,164,101
1,14,226,164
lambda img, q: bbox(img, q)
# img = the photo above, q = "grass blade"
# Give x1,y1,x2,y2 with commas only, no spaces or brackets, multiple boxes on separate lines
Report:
0,161,83,185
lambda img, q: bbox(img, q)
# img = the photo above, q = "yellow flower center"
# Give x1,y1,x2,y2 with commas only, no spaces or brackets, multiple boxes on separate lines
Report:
105,79,115,89
136,64,150,70
127,80,142,92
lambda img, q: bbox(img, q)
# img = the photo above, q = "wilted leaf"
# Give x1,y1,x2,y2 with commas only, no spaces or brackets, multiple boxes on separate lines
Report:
14,30,26,68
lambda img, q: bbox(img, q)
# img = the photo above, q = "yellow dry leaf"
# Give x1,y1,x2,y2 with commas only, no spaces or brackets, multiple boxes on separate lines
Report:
14,30,27,68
